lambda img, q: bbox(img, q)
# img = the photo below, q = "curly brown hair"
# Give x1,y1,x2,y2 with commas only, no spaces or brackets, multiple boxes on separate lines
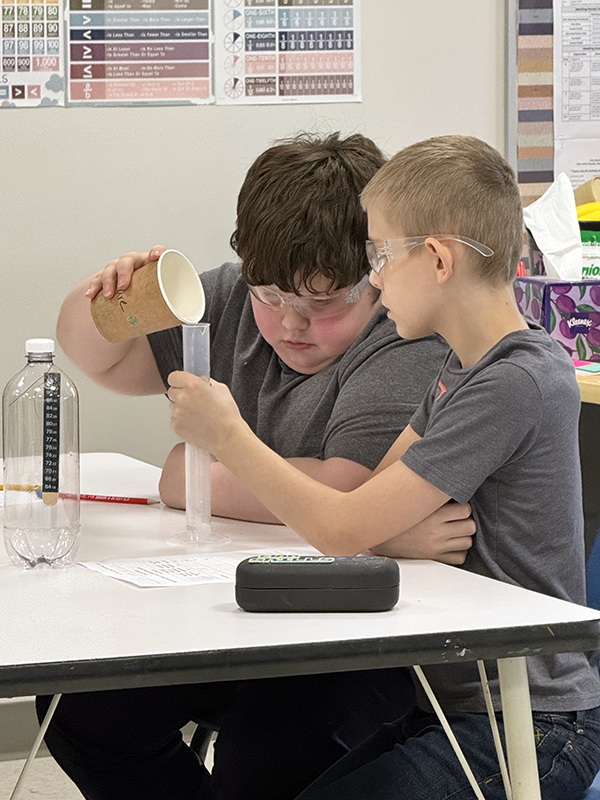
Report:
232,132,386,295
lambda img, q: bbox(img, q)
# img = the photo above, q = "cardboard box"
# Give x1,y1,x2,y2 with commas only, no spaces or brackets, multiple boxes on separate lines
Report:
514,276,600,361
581,225,600,279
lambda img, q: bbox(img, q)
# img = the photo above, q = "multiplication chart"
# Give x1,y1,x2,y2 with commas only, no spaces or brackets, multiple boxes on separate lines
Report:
1,0,65,106
67,0,211,104
214,0,360,105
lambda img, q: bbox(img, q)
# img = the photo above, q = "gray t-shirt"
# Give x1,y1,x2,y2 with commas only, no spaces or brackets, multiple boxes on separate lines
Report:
148,262,448,470
402,325,600,712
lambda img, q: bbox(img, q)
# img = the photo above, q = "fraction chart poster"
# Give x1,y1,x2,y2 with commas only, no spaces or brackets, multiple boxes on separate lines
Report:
67,0,211,104
1,0,65,106
214,0,360,105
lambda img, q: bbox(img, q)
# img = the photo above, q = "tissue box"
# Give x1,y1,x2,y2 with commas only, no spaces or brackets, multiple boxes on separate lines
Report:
514,277,600,361
581,224,600,279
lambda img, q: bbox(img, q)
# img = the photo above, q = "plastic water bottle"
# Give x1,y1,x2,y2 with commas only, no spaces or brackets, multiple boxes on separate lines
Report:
2,339,80,568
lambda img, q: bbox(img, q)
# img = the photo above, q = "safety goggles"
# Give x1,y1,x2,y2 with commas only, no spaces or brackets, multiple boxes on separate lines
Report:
365,235,494,275
247,273,371,320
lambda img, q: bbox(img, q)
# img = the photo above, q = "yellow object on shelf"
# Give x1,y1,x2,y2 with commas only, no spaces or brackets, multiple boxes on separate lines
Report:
577,202,600,221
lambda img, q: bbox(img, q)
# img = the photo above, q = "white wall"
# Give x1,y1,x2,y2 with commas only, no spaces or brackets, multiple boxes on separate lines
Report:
0,0,507,468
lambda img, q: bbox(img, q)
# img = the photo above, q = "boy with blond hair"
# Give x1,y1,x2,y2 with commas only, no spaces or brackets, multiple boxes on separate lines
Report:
169,135,600,799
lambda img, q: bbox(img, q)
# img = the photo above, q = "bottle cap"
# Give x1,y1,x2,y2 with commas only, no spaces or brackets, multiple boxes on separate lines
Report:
25,338,55,354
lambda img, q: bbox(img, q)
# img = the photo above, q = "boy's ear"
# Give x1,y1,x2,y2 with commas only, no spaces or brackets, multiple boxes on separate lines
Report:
424,238,454,285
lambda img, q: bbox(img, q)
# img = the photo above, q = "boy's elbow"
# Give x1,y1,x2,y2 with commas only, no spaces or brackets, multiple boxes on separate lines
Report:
311,518,365,557
159,443,186,509
158,475,185,510
318,542,362,557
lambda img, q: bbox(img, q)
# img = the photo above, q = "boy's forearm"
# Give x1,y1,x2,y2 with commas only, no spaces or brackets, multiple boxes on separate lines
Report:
213,457,371,524
217,430,357,552
168,374,450,552
57,278,164,395
159,445,279,522
214,426,447,555
160,443,372,525
58,278,131,376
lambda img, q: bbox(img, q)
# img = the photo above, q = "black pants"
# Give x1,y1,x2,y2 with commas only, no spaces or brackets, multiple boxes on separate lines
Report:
37,667,416,800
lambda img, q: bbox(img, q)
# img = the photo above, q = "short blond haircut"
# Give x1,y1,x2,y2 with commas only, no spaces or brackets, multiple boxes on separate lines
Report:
361,135,524,285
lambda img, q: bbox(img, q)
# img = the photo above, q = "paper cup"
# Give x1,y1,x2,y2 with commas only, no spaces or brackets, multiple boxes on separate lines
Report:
574,177,600,207
91,250,205,342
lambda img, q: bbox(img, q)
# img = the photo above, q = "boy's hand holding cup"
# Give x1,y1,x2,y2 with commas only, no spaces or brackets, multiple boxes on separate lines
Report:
89,247,205,342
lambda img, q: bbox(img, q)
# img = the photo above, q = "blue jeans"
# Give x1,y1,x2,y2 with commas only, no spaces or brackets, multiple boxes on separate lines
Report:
295,706,600,800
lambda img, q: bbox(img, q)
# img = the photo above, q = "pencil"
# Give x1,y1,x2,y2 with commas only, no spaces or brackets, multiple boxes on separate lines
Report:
0,484,41,492
78,494,160,505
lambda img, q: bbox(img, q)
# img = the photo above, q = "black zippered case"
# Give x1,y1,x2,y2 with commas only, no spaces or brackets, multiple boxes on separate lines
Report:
235,555,400,612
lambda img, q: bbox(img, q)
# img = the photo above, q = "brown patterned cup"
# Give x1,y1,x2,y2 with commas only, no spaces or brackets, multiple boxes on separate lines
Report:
91,250,205,343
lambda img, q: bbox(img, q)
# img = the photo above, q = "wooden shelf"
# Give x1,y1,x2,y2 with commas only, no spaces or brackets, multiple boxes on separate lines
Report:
577,372,600,405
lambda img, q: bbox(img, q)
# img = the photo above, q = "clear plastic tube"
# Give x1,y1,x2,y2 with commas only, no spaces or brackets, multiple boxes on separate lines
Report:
174,324,228,545
184,444,212,541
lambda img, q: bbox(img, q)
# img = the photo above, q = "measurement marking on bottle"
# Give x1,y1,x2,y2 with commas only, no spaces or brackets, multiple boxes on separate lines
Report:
42,372,60,506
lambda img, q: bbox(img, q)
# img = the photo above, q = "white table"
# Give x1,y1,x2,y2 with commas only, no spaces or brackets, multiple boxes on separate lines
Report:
2,454,600,800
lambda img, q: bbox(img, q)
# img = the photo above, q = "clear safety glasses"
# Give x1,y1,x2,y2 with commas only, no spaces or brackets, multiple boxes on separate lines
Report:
365,235,494,275
247,273,371,320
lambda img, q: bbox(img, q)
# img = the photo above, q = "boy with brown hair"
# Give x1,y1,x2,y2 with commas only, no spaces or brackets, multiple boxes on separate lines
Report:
168,135,600,799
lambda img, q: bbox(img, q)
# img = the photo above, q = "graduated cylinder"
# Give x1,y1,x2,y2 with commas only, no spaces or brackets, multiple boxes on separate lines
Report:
183,324,212,541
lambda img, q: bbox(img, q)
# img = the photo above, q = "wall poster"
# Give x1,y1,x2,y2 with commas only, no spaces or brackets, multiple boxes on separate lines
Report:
2,0,361,106
67,0,211,104
1,0,65,105
213,0,360,105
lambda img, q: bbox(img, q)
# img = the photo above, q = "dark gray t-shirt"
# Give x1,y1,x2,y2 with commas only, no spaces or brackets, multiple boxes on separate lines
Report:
148,262,448,470
402,325,600,712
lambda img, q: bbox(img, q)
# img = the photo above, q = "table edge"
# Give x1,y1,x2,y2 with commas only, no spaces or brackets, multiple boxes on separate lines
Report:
5,619,600,698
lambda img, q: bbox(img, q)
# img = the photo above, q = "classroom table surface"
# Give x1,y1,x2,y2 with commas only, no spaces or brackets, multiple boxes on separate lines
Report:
1,453,599,700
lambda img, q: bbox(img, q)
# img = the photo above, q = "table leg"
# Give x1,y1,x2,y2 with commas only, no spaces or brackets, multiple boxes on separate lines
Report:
497,657,541,800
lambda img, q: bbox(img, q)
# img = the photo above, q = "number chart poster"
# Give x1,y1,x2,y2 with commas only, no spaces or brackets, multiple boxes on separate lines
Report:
214,0,360,105
67,0,211,104
1,0,65,106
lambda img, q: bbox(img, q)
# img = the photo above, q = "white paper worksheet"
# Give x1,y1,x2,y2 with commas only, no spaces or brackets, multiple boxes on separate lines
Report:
80,546,318,587
553,0,600,185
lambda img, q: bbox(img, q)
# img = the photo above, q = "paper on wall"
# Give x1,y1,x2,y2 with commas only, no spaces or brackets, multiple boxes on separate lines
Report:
213,0,361,105
553,0,600,188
